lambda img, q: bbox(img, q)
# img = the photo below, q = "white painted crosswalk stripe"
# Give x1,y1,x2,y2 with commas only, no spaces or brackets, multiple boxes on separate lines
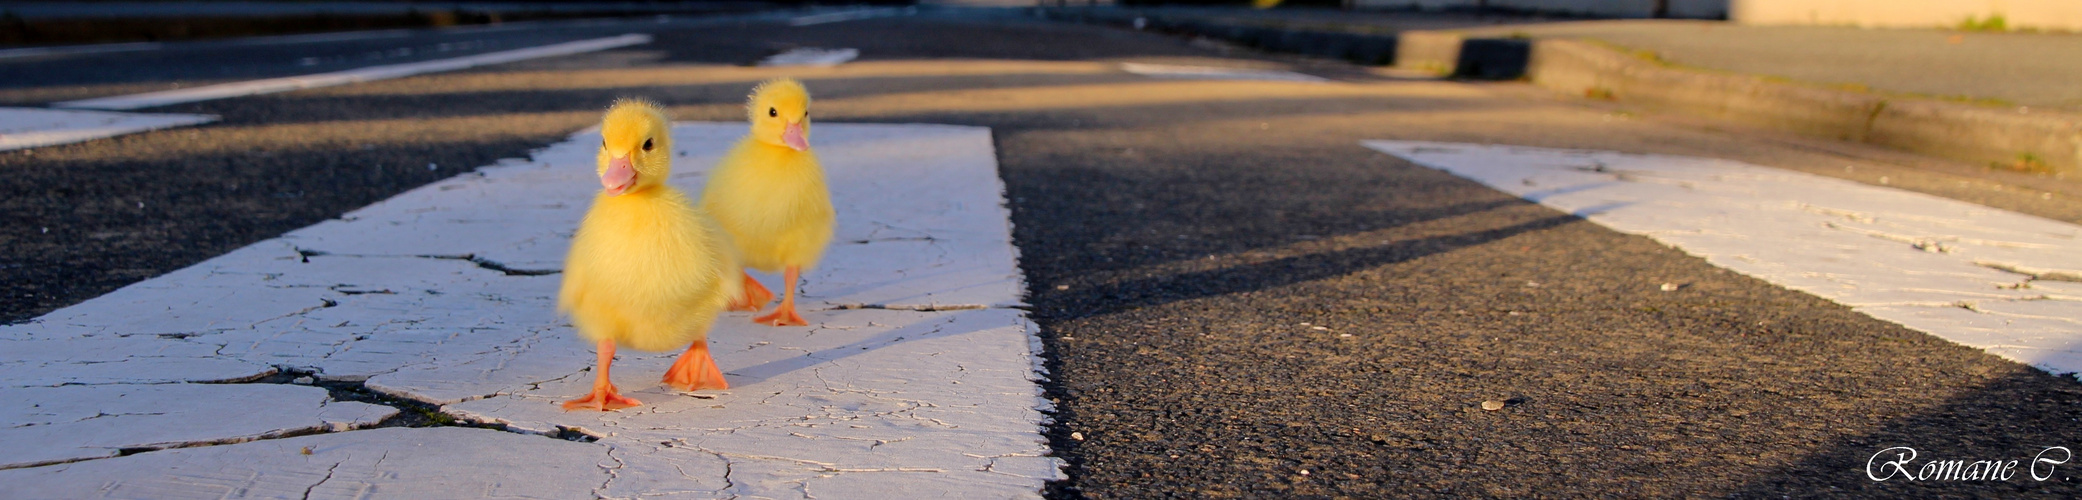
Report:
0,123,1058,496
1368,140,2082,375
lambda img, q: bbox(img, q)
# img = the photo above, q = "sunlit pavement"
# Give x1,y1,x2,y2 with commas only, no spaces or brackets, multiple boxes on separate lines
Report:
3,8,2082,498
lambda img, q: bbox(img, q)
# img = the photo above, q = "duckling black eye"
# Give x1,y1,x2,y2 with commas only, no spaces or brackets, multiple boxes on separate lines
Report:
642,138,653,151
768,107,777,118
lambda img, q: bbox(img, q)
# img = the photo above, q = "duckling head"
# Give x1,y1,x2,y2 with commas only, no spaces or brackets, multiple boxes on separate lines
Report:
746,78,811,152
597,98,672,196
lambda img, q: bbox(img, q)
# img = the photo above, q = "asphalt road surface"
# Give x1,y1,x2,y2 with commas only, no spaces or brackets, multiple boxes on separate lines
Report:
5,7,2082,498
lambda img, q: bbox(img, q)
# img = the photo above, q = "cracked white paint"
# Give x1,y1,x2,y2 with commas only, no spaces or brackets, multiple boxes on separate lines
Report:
0,384,394,470
1366,140,2082,374
0,123,1059,497
0,427,614,499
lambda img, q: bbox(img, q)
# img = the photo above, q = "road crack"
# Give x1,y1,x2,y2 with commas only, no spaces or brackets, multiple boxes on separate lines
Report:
301,460,343,500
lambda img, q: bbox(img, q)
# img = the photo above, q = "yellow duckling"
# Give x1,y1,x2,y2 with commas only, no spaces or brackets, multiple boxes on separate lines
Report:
558,99,742,411
702,78,835,327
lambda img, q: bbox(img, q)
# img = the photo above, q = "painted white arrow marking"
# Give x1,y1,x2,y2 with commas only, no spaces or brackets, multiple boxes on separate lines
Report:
1367,140,2082,375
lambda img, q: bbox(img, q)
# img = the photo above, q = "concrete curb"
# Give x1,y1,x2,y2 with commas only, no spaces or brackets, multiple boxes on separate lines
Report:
1040,8,2082,174
1528,39,2082,174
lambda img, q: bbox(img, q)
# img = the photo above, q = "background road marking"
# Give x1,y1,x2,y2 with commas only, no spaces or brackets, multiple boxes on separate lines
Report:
1120,62,1327,82
789,7,913,26
759,47,860,67
52,34,653,111
1369,141,2082,375
0,42,161,61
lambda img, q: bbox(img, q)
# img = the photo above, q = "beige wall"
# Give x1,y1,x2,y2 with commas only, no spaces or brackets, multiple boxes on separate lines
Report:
1354,0,1728,19
1730,0,2082,30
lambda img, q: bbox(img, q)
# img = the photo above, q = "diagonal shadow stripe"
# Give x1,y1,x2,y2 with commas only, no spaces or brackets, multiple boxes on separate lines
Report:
1043,212,1581,322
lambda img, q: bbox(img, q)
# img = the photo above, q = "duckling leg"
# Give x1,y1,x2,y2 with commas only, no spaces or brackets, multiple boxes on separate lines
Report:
727,270,775,312
752,266,809,326
562,340,643,411
662,339,729,391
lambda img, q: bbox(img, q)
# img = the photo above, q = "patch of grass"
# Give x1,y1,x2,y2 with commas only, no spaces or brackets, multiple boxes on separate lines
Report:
1957,14,2008,32
1927,94,2018,107
1994,152,2055,174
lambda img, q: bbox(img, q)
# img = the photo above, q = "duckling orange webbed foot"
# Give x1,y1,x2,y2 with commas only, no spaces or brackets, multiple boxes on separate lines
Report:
563,341,643,411
727,271,775,312
753,302,807,327
662,339,729,391
562,385,642,411
752,266,809,326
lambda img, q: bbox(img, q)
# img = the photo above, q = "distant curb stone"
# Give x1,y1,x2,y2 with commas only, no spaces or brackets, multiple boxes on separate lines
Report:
1040,7,2082,175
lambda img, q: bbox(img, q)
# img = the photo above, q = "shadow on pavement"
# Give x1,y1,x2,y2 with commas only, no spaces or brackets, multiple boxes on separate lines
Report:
1733,367,2082,497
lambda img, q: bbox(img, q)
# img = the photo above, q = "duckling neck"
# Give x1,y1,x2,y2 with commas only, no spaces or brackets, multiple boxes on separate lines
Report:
601,184,680,205
755,141,809,156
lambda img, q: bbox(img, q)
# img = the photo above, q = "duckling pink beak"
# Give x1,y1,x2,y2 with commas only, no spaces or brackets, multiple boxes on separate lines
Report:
781,121,807,151
601,155,636,196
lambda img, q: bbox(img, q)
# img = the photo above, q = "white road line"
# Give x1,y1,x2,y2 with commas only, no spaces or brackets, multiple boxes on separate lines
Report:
758,47,860,67
0,107,216,151
788,6,913,26
0,42,161,61
223,28,413,46
1366,140,2082,375
1120,62,1328,82
51,34,652,111
0,123,1059,496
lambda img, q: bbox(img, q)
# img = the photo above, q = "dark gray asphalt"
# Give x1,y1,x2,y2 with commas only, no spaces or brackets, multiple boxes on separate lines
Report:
0,12,814,105
4,8,2082,498
3,1,764,20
